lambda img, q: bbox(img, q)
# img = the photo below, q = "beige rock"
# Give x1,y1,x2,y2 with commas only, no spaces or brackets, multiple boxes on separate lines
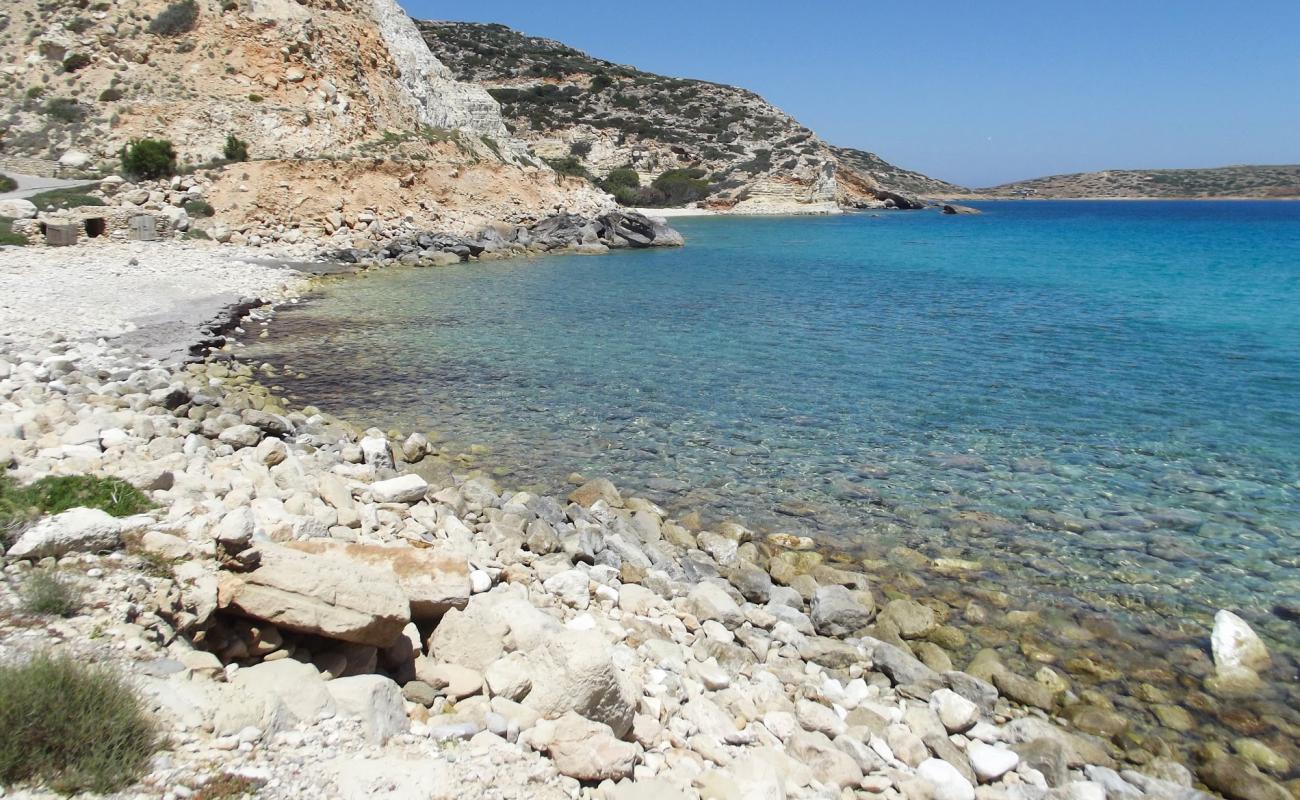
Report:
218,543,410,647
287,540,469,620
536,712,637,782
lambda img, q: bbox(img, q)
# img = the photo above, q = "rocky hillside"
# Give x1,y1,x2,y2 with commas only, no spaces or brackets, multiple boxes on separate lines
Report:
0,0,608,229
419,21,961,212
979,165,1300,199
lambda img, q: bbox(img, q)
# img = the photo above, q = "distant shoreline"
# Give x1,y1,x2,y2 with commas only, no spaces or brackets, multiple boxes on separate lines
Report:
940,195,1300,202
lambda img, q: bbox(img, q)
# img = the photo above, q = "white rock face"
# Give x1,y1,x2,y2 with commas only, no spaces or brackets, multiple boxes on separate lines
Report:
7,507,122,559
58,149,93,168
1211,609,1270,672
366,0,511,141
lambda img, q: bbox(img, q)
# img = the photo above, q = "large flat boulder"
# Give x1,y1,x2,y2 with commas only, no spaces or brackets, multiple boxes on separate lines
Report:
7,507,122,560
218,543,410,647
287,540,469,620
523,629,637,738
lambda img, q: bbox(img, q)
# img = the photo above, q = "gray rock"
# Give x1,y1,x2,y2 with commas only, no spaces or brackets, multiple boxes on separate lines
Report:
326,675,409,744
810,584,875,636
686,581,744,629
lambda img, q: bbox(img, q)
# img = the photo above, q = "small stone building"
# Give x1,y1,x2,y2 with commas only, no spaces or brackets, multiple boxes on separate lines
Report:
12,206,179,246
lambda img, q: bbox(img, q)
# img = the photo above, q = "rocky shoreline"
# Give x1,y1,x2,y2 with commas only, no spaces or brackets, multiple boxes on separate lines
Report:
0,251,1294,799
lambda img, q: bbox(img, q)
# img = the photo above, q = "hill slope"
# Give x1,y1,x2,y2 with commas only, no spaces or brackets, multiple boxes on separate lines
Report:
979,165,1300,199
419,21,964,212
0,0,609,234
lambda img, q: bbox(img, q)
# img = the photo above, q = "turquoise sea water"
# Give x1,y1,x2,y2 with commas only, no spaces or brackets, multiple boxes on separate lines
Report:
247,202,1300,690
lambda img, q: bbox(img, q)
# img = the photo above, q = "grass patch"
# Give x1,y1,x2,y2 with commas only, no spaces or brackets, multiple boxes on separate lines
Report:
26,184,104,210
183,199,214,217
0,475,152,549
21,570,80,617
194,772,265,799
0,654,158,793
0,217,25,247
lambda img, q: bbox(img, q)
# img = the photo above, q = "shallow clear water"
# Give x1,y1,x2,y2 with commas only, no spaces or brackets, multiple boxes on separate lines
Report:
247,202,1300,670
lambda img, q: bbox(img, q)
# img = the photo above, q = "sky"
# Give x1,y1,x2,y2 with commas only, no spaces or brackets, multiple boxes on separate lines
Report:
402,1,1300,187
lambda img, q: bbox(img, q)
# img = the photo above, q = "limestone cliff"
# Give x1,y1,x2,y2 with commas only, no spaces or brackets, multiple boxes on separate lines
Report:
419,21,965,212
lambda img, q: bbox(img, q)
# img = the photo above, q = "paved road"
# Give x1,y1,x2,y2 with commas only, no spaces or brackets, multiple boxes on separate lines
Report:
0,172,93,201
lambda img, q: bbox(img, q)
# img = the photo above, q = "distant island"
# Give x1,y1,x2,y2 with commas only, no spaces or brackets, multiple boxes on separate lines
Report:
967,164,1300,200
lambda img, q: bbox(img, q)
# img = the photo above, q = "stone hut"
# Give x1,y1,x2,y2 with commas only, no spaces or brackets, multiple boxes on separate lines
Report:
12,205,181,246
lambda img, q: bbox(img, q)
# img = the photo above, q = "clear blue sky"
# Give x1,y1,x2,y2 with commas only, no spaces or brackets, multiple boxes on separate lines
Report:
402,1,1300,187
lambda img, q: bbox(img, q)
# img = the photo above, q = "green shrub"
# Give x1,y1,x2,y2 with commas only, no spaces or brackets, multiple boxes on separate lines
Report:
589,73,613,92
184,199,214,217
66,17,94,33
0,217,26,248
220,0,239,10
44,98,84,123
603,167,640,190
148,0,198,36
544,156,591,179
0,173,16,192
62,53,92,73
246,93,263,103
120,138,177,180
650,168,709,206
98,87,123,102
21,570,80,617
222,133,248,162
568,140,592,158
0,654,158,793
26,86,45,100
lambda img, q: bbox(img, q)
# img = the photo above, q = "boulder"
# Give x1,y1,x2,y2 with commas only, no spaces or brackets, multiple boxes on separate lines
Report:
917,757,976,800
0,199,38,220
810,584,875,636
860,636,941,687
368,474,429,504
217,543,410,647
535,712,637,782
929,688,979,733
286,540,469,620
222,659,335,733
967,741,1019,782
218,424,263,448
686,582,744,629
999,717,1116,768
1211,610,1270,673
878,599,938,638
942,204,982,215
326,675,409,744
58,150,92,168
1197,754,1291,800
7,507,122,559
569,478,622,508
523,629,637,738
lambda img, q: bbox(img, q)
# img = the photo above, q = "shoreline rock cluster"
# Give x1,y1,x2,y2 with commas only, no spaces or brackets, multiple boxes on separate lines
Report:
3,323,1292,800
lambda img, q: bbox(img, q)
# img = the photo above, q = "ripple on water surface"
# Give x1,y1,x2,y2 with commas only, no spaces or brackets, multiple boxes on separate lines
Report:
245,201,1300,752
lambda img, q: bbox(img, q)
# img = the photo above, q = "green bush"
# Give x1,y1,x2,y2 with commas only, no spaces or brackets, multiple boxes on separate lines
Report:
544,156,591,179
148,0,198,36
120,138,177,180
44,98,84,123
66,17,95,33
184,199,214,217
222,133,248,162
21,570,80,617
0,654,158,793
650,168,709,206
246,93,263,103
0,173,16,192
603,167,640,190
0,217,26,248
568,140,592,158
98,87,124,102
26,86,45,100
62,53,92,73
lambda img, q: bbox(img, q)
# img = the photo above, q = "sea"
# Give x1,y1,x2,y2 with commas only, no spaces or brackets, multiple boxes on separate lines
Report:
244,200,1300,749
